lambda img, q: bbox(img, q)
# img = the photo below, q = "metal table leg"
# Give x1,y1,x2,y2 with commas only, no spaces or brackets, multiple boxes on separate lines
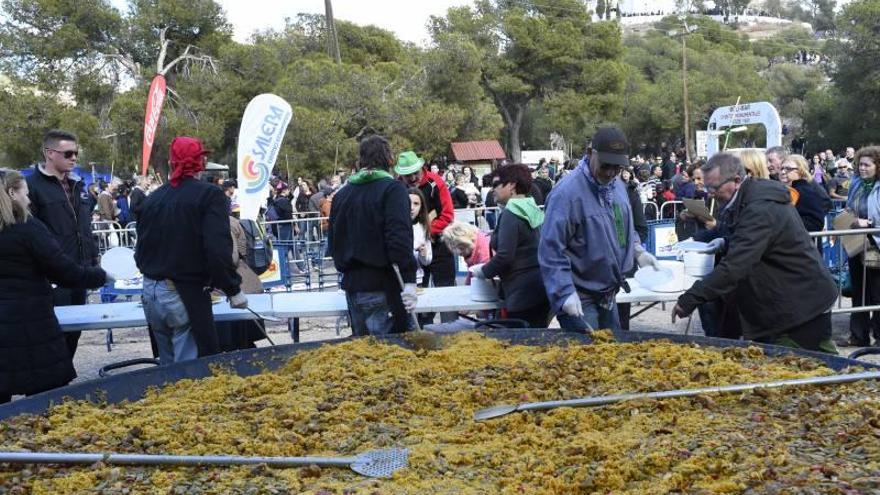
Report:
289,317,300,343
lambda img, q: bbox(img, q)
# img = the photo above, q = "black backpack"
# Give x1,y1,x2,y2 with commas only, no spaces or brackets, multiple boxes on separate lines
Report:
239,219,273,275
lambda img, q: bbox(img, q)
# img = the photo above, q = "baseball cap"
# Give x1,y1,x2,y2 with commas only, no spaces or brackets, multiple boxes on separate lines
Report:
169,136,211,166
591,127,630,167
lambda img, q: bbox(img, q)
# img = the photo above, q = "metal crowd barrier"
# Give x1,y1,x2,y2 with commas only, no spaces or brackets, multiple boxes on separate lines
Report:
809,226,880,315
91,221,136,254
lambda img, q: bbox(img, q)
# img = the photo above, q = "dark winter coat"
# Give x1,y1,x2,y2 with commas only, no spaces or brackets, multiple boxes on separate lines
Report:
677,178,837,341
481,208,546,312
0,218,106,396
328,177,416,292
791,179,832,233
134,178,241,296
128,186,147,222
26,165,98,267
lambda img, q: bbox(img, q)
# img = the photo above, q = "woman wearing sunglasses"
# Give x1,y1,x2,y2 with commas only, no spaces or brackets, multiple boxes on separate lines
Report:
778,154,832,236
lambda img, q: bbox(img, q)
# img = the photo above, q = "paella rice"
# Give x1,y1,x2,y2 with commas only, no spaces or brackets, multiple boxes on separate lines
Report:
1,331,879,494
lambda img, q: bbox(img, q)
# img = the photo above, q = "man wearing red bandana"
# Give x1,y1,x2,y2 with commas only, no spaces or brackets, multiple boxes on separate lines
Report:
135,136,247,364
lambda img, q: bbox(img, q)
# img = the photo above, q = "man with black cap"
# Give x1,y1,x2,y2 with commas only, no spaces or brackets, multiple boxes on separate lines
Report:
539,126,659,332
135,136,247,364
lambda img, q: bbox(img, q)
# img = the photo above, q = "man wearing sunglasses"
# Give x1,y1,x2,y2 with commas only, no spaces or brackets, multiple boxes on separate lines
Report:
25,129,99,358
672,152,838,353
539,126,659,333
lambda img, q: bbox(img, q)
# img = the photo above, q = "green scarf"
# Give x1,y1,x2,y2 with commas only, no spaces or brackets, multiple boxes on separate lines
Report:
348,169,393,185
863,179,876,193
613,203,627,248
505,197,544,228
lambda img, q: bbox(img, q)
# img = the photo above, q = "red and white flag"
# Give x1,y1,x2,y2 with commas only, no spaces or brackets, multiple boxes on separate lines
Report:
141,75,167,176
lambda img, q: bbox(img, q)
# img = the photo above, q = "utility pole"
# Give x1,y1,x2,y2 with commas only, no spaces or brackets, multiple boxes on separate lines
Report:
669,17,697,163
325,0,342,64
681,31,690,163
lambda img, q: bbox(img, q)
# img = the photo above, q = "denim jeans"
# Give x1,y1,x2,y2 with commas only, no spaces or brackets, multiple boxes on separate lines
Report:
142,278,198,365
556,292,620,333
345,291,395,336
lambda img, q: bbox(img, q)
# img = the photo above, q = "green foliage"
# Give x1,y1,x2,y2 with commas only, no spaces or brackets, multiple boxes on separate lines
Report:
0,86,107,167
430,0,623,160
0,0,872,176
799,0,880,150
621,16,774,153
0,0,124,89
125,0,233,69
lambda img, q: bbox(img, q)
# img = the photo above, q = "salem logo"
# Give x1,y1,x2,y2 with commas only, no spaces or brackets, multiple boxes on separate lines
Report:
244,105,290,194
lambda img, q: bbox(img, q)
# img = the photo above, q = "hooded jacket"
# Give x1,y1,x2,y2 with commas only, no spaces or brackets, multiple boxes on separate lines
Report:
539,162,638,314
677,178,837,341
482,197,548,312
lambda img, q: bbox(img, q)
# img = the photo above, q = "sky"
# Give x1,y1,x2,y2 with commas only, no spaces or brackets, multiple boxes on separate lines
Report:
110,0,473,45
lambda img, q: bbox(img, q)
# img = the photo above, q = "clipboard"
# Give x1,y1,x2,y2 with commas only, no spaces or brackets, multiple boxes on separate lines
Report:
833,210,867,257
682,198,714,222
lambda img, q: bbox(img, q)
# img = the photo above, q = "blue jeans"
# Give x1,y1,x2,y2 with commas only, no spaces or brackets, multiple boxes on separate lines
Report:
556,292,620,333
345,291,394,336
142,278,198,364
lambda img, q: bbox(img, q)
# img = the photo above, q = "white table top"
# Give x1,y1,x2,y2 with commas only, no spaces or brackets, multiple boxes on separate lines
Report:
57,280,690,331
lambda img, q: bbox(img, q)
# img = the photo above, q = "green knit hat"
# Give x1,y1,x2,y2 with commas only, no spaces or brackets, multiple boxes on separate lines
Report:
394,151,425,175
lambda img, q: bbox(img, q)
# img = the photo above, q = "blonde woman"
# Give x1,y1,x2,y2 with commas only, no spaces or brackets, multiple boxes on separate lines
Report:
734,149,770,179
440,221,491,284
779,154,832,234
0,170,108,403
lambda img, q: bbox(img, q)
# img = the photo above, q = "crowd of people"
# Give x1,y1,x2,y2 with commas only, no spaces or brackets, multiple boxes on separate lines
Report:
0,125,875,404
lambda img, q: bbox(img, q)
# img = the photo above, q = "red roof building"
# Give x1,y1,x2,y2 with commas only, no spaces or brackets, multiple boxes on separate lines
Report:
450,140,506,163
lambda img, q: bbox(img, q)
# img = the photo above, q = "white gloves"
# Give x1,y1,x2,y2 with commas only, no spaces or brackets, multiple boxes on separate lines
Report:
470,265,486,279
636,250,660,270
700,237,726,254
561,292,584,317
401,283,418,312
229,292,248,309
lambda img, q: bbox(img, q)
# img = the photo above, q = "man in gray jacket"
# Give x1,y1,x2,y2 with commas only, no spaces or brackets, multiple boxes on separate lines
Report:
539,126,658,332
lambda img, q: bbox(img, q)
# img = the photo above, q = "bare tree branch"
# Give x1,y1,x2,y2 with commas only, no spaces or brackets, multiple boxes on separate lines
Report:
156,27,169,74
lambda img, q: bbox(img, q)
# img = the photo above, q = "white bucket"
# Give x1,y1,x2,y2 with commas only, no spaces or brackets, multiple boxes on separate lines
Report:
683,251,715,277
469,264,500,301
470,277,499,301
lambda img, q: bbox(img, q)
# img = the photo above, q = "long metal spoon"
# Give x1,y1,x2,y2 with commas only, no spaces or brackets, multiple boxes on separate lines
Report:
474,370,880,421
0,448,408,478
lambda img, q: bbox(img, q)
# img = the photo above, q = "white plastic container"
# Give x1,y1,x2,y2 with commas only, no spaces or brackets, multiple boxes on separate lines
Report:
683,251,715,277
635,260,688,293
469,264,500,301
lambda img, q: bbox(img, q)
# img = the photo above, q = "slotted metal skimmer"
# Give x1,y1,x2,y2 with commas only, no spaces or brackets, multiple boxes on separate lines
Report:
350,448,410,478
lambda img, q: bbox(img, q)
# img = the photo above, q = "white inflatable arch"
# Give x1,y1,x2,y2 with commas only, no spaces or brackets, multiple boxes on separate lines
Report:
706,101,782,158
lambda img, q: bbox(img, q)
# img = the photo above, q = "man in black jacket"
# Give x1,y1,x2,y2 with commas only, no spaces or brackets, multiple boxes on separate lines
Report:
26,129,98,357
672,153,838,353
128,176,147,222
135,136,246,364
328,135,417,335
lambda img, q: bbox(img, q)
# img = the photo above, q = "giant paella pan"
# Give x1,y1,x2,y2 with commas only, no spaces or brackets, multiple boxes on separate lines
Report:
1,329,879,494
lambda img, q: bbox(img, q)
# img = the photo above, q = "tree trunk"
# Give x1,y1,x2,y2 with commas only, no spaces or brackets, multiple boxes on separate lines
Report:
505,104,526,163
